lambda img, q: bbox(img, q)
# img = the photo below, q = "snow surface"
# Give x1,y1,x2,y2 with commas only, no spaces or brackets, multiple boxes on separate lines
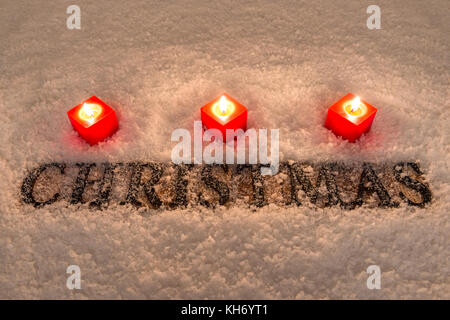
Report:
0,0,449,299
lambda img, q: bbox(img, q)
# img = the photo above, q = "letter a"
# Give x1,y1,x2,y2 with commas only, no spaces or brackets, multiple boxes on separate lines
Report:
66,5,81,30
366,5,381,30
171,129,191,164
366,265,381,289
66,265,81,289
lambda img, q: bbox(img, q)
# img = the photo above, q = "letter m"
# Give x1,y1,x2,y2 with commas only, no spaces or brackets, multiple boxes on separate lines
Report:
287,162,341,207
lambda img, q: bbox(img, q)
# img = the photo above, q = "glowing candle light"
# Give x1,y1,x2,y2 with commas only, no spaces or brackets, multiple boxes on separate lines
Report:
350,96,361,113
212,95,235,120
324,93,377,142
67,96,119,145
78,103,103,124
201,93,247,141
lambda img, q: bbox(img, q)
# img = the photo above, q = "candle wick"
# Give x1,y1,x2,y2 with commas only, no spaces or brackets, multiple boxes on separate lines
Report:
219,96,228,114
351,97,361,113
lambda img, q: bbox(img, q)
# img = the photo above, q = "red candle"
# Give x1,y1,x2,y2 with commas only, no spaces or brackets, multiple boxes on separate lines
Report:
67,96,119,145
324,93,377,142
201,93,247,141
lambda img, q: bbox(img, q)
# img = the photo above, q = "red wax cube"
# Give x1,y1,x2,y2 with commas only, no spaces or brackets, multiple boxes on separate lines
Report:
324,93,377,142
67,96,119,145
201,93,247,141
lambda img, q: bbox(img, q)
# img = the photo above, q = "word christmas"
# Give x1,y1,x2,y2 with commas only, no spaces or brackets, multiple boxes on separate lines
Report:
21,161,432,210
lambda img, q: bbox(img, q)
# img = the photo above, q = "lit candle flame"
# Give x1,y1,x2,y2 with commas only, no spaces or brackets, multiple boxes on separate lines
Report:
83,103,95,117
219,96,228,114
351,96,361,113
79,103,102,123
212,95,235,119
344,96,366,118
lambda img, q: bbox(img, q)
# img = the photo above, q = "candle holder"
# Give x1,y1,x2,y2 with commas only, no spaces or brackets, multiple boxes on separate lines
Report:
324,93,377,142
201,93,247,141
67,96,119,145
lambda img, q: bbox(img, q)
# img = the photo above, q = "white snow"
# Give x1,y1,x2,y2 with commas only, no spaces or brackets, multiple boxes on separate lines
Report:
0,0,448,299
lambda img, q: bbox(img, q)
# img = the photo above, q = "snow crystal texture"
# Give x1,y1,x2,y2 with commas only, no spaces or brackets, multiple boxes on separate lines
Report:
0,0,448,299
